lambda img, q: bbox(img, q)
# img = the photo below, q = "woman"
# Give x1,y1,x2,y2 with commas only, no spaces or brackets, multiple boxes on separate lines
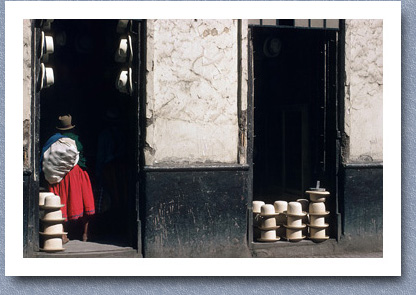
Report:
42,114,95,243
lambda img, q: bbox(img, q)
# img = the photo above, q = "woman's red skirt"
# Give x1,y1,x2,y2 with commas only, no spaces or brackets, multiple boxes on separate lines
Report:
48,164,95,221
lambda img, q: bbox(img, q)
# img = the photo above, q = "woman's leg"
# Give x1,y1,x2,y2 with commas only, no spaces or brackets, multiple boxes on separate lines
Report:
82,215,90,242
62,222,69,244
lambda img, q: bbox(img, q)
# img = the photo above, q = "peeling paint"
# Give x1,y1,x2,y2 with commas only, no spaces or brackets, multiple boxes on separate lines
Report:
345,20,383,162
146,20,241,165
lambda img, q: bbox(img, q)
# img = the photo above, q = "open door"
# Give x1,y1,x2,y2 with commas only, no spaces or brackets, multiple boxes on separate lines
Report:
250,26,339,239
33,19,143,257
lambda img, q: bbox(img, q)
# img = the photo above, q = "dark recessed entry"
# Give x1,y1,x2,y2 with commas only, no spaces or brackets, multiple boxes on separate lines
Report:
251,26,339,238
38,20,140,255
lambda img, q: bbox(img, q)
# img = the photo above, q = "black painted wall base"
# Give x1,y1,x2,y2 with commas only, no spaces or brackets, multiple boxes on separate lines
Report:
23,164,383,257
340,164,383,253
143,168,251,258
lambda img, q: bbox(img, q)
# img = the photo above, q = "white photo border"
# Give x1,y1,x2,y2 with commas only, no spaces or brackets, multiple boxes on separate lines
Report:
5,1,401,276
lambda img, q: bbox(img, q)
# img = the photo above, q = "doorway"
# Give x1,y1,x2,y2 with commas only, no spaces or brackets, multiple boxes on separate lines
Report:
251,26,339,238
37,20,141,253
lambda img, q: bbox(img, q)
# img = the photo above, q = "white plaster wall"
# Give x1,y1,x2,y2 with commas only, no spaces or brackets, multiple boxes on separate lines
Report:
146,19,241,165
345,19,383,162
23,19,32,169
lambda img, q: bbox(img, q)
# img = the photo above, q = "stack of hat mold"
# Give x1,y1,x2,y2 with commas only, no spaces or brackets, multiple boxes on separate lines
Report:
306,181,330,242
284,201,306,242
39,192,54,219
296,199,310,237
252,201,265,241
39,193,66,252
257,204,280,242
273,201,287,238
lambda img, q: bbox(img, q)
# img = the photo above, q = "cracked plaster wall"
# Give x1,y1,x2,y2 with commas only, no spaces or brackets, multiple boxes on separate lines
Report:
23,19,32,170
146,20,245,165
345,20,383,163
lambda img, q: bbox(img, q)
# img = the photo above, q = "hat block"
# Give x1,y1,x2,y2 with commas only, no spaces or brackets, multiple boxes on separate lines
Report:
252,201,265,214
282,236,306,242
40,237,65,252
257,228,280,242
260,204,279,217
309,236,330,243
257,237,281,242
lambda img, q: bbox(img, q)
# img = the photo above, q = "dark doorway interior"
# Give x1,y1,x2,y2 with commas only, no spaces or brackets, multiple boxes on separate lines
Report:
39,20,138,248
252,27,338,236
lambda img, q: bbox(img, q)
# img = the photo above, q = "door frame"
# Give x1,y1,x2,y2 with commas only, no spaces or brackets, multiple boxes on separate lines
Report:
247,22,344,246
25,19,145,257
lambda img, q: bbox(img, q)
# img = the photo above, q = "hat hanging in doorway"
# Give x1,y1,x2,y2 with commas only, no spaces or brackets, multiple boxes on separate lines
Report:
56,114,75,131
263,37,282,58
116,67,133,95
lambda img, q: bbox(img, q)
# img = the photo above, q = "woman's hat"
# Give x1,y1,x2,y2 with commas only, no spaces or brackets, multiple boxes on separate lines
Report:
56,114,75,130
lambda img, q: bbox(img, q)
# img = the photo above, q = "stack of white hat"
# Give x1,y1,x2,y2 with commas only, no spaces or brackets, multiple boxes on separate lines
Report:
39,193,66,252
284,201,307,242
257,204,280,242
273,201,287,238
252,201,265,241
306,181,330,242
296,199,310,237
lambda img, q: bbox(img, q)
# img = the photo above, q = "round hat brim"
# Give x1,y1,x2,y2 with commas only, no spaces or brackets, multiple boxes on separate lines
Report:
56,125,75,130
307,223,329,228
40,247,66,252
39,232,68,236
306,190,330,195
308,211,330,216
309,236,330,242
286,211,307,217
284,224,307,229
282,236,306,242
260,213,280,217
257,237,281,242
41,218,66,223
257,225,280,230
40,204,64,210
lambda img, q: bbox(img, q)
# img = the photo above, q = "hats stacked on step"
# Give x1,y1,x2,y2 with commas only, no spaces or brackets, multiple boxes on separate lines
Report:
284,201,307,242
252,201,265,241
39,193,66,252
273,201,287,238
257,204,280,242
306,181,330,242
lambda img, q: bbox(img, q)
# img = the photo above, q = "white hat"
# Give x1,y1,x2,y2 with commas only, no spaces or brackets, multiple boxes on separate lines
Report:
257,229,280,242
296,199,309,212
260,204,279,217
40,194,64,210
258,216,280,230
40,63,55,90
42,208,66,222
306,190,330,202
252,201,265,214
273,200,287,213
285,228,305,241
39,192,55,206
42,33,54,56
309,215,327,226
40,237,65,252
308,202,330,216
309,227,329,242
286,202,306,217
286,216,304,227
40,223,67,236
116,67,133,95
115,38,128,63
